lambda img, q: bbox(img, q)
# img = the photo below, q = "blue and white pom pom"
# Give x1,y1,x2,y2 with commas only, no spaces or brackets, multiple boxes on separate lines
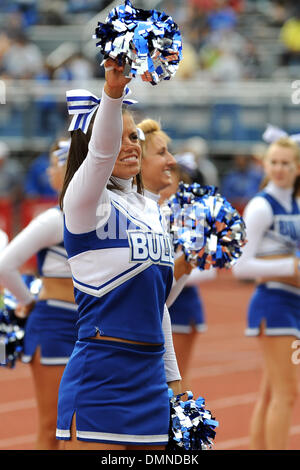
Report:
93,0,182,85
0,275,41,369
167,389,219,451
165,183,247,270
0,291,25,369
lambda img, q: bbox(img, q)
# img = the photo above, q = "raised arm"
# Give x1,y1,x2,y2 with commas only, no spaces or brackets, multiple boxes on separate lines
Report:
63,61,131,234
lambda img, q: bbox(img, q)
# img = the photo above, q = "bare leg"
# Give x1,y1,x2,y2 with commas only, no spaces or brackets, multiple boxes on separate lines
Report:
249,369,271,449
261,335,299,450
30,347,65,450
172,330,198,391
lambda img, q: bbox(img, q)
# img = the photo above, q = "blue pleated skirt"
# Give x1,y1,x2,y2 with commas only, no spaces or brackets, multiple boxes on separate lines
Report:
246,284,300,337
169,286,207,333
56,338,170,446
22,299,78,365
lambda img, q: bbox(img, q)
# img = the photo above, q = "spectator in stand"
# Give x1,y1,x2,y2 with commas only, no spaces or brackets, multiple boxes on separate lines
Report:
188,0,216,11
184,4,210,51
0,32,11,76
227,0,244,13
0,0,39,29
0,31,43,79
209,47,244,81
176,136,219,187
196,4,260,81
279,5,300,66
241,39,262,79
11,0,39,29
53,52,96,81
175,42,199,80
206,0,237,32
187,0,244,14
24,153,58,199
0,141,24,203
221,154,264,211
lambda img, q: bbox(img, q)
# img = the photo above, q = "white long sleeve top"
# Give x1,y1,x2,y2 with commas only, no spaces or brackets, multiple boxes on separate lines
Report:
63,89,181,382
0,207,71,305
233,182,300,281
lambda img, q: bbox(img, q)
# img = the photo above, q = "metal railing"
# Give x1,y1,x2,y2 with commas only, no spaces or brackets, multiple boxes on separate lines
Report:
1,77,299,155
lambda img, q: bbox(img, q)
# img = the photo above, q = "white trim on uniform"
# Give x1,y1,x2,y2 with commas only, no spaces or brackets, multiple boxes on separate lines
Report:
56,428,70,439
265,327,300,337
72,261,152,298
245,327,260,336
171,324,207,334
111,199,152,232
56,428,168,443
171,325,191,334
22,355,70,365
41,357,70,365
76,429,168,443
265,282,300,296
46,299,78,310
21,355,32,363
245,327,300,337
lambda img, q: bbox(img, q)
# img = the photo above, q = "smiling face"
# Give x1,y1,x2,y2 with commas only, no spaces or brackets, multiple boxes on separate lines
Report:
264,142,300,190
112,112,142,180
141,133,176,194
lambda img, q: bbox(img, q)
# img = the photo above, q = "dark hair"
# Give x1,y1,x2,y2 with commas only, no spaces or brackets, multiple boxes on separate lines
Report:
59,108,143,210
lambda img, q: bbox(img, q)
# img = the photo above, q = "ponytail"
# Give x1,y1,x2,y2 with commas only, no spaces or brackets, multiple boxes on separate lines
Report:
59,125,91,210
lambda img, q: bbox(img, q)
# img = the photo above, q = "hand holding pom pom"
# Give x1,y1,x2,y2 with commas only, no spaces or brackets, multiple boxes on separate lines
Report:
104,58,132,98
167,389,219,450
93,0,183,85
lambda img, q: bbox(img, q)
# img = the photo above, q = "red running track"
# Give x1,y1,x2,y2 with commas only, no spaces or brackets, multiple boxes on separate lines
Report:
0,270,299,450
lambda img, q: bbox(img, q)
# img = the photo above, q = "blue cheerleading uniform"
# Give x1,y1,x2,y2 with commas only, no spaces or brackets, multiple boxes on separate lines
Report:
0,207,78,365
64,192,173,344
233,182,300,337
56,89,181,446
169,286,207,333
143,189,216,335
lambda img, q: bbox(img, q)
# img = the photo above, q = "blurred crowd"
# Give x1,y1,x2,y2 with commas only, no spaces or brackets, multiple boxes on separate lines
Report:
0,0,108,82
0,0,300,82
167,0,300,81
0,0,294,235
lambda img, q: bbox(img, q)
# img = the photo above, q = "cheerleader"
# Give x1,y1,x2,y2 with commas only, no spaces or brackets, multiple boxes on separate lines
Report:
0,141,78,450
157,158,217,389
136,118,195,303
233,133,300,450
55,60,181,450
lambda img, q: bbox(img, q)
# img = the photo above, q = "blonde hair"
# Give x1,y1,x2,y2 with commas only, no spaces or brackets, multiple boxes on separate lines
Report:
137,118,171,157
265,137,300,163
